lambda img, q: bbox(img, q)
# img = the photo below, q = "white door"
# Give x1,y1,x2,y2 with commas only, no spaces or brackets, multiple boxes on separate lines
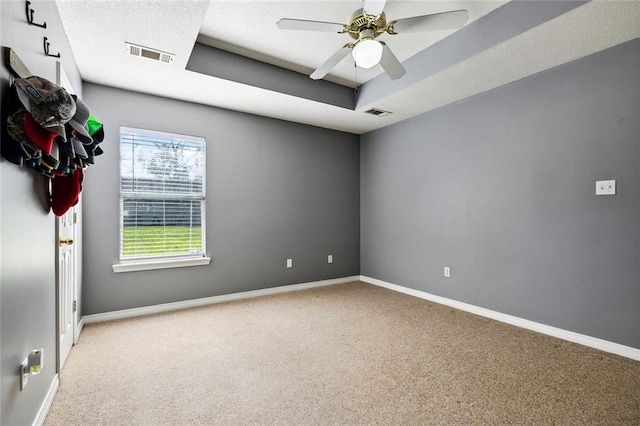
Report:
56,207,76,371
55,61,78,371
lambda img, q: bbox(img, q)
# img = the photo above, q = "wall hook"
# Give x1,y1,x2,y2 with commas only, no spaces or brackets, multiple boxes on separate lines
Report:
43,37,61,58
26,1,47,28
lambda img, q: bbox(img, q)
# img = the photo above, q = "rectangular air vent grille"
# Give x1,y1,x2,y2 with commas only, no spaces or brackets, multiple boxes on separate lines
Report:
364,108,392,117
126,43,174,64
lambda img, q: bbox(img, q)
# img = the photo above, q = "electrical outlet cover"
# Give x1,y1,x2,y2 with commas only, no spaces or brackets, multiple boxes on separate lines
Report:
596,180,616,195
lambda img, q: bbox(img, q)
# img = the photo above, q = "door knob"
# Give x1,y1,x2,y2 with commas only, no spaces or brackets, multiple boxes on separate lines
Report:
59,238,74,246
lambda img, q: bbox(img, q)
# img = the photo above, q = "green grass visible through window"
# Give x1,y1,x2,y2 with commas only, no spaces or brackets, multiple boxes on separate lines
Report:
122,226,202,258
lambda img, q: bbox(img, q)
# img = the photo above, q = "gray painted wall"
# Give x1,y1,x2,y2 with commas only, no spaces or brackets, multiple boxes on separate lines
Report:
188,43,354,110
361,39,640,348
81,83,360,315
1,1,82,424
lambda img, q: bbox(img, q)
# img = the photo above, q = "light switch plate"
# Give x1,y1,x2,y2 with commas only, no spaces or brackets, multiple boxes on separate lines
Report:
596,180,616,195
20,359,28,391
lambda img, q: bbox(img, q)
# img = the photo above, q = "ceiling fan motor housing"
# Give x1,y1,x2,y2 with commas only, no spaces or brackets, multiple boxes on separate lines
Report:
345,9,387,40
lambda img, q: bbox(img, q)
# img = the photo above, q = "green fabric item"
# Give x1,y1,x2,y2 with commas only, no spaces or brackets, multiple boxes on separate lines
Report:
86,114,103,135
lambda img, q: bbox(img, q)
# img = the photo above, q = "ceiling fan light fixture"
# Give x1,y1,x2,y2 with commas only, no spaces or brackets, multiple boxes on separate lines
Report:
352,38,383,69
278,2,467,80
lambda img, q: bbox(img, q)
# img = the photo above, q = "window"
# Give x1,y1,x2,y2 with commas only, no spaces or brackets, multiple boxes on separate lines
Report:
117,127,207,269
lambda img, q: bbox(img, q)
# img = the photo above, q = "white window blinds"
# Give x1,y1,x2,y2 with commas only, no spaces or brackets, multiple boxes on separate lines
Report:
120,127,206,261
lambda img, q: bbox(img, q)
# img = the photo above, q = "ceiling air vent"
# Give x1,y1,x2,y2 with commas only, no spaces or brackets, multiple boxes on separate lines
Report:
125,43,175,64
364,108,392,117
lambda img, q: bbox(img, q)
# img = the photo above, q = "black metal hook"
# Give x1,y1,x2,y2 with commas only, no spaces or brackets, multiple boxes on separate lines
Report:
26,1,47,28
43,37,60,58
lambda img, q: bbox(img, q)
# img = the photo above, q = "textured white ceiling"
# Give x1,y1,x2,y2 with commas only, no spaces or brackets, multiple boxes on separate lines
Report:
55,0,640,135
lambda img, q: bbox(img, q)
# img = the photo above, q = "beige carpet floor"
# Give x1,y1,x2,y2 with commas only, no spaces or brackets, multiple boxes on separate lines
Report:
45,281,640,425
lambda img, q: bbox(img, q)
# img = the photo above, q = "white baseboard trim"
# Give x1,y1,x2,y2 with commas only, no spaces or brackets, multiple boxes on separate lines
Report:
83,276,360,325
33,373,59,426
360,275,640,361
76,316,86,342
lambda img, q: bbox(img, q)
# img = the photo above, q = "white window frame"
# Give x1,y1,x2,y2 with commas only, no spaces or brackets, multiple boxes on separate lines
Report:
113,126,210,273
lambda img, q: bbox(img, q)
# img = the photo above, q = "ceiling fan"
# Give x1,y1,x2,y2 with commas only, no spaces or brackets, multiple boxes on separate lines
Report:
276,0,469,81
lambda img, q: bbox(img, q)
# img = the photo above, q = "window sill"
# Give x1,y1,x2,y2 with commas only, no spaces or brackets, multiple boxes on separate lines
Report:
112,257,211,273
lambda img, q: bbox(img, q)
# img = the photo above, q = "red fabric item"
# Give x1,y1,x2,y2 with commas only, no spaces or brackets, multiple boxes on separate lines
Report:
51,168,83,216
24,112,56,155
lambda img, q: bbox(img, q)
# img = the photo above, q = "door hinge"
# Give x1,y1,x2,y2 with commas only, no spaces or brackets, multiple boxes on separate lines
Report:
73,300,77,313
73,212,77,224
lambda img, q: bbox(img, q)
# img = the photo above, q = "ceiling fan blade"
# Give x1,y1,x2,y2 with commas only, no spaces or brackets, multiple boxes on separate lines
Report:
310,46,352,80
390,9,469,33
363,0,386,16
379,44,406,80
277,18,345,33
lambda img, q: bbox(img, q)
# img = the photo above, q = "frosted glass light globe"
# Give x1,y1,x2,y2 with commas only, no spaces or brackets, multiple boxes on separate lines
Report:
352,39,383,69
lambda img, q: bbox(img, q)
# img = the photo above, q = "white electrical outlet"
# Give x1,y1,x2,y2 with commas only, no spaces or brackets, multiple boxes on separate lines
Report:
444,267,451,278
328,254,333,264
286,258,293,268
596,180,616,195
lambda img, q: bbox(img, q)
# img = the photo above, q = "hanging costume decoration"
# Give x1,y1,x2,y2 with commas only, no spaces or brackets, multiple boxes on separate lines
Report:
1,75,105,216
